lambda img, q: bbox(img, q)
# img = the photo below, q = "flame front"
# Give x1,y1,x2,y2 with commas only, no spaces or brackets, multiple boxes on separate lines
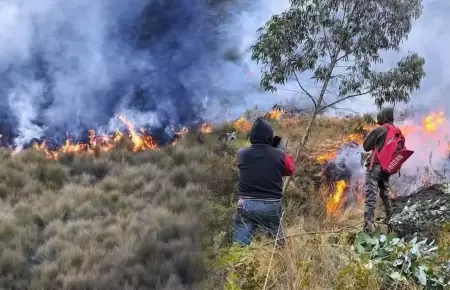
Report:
320,109,450,216
326,180,348,215
118,115,158,152
31,109,282,160
423,110,445,133
265,109,284,120
233,117,252,132
31,115,172,159
200,123,213,134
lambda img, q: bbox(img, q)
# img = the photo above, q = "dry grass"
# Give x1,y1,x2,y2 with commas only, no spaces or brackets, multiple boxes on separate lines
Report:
0,137,235,290
240,115,421,290
248,208,374,290
0,115,418,289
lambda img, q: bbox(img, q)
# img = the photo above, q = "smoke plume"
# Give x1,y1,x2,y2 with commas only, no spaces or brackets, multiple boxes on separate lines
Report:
0,0,290,147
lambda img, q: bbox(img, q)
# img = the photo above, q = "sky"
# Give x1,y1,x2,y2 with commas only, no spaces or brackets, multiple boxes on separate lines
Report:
321,0,450,115
232,0,450,117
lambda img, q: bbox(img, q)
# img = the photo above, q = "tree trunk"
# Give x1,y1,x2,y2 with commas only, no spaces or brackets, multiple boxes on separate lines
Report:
282,112,316,194
282,54,338,195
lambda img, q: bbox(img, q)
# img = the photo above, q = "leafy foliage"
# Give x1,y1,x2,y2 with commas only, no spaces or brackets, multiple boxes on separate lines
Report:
215,245,264,290
251,0,426,110
390,183,450,239
354,232,450,288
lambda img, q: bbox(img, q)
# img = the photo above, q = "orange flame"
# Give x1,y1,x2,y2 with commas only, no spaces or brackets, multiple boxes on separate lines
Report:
118,115,158,152
326,180,348,215
233,117,252,132
317,151,337,164
265,109,284,120
321,109,450,215
200,123,213,134
31,115,193,160
317,110,450,165
423,110,445,133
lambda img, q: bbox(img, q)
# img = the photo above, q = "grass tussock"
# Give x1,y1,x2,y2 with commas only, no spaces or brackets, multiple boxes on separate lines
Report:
0,137,234,290
0,113,425,289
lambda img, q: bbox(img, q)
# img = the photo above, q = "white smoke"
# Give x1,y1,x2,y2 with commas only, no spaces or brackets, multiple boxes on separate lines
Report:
0,0,145,144
1,0,448,147
0,0,296,145
334,112,450,199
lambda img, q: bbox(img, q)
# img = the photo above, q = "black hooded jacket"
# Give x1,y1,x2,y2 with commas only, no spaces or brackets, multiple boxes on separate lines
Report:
363,107,395,165
237,117,295,199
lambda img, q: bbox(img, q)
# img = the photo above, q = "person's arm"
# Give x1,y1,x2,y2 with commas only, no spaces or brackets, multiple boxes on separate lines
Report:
362,127,385,152
283,153,295,176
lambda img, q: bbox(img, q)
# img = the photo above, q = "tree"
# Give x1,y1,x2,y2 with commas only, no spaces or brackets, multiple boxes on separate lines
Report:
251,0,426,194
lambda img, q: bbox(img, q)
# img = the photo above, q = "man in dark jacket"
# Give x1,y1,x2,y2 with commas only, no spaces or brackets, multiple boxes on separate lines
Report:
232,117,295,246
362,107,394,233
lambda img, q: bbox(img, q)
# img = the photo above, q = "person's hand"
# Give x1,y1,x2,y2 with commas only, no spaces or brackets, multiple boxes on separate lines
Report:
278,139,287,151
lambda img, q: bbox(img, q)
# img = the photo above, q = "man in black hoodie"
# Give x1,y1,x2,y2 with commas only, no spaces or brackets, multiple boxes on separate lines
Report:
232,117,295,246
362,107,394,233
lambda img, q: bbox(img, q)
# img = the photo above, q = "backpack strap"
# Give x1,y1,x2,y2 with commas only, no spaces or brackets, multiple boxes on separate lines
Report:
382,123,394,130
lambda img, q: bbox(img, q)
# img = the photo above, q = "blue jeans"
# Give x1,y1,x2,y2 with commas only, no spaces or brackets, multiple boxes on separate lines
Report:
232,198,285,246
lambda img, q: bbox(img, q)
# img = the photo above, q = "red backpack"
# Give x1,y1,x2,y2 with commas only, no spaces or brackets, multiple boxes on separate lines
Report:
369,124,414,175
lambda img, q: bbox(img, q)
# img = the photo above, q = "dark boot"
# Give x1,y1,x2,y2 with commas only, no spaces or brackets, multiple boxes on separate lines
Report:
363,220,375,233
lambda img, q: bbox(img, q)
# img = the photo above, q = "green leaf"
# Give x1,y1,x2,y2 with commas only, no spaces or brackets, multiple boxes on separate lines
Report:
251,0,425,110
390,272,402,280
414,268,427,285
354,232,371,253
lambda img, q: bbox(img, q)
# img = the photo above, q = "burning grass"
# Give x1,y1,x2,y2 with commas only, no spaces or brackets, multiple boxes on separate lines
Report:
1,107,450,289
213,108,450,289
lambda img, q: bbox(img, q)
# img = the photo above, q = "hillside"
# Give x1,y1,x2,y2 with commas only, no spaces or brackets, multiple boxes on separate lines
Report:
1,110,450,289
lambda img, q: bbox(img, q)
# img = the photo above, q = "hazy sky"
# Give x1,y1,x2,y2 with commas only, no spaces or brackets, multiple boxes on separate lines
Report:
0,0,447,145
342,0,450,114
240,0,450,116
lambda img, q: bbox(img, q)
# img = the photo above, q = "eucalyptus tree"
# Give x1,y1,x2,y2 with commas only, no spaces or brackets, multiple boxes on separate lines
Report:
251,0,426,193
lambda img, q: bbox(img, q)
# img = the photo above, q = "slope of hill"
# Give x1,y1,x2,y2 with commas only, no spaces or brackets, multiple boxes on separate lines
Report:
1,112,450,289
0,140,235,289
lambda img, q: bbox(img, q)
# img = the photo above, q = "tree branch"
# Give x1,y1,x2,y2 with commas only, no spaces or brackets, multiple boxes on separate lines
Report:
316,90,373,114
336,46,359,62
293,73,317,108
322,27,332,60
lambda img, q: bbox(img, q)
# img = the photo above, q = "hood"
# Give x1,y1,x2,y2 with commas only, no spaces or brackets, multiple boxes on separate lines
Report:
249,117,274,145
377,107,394,125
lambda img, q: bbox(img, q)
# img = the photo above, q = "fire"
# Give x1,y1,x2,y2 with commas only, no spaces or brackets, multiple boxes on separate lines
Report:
316,134,365,164
423,110,445,133
326,180,348,215
317,110,450,165
31,115,192,160
29,107,282,160
265,109,284,120
233,117,252,132
320,109,450,216
118,115,159,152
317,151,337,164
200,123,213,134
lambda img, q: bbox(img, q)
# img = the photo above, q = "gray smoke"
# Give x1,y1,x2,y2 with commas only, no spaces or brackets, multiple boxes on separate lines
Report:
0,0,290,147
